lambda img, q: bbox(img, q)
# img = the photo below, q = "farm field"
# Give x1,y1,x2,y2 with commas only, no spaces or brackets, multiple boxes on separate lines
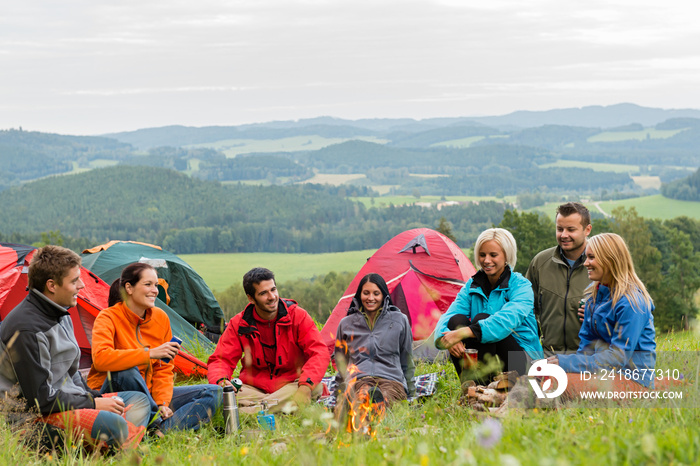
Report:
529,195,700,221
350,195,516,209
431,135,486,148
180,249,378,292
189,135,387,157
587,127,685,142
540,159,642,173
300,173,366,186
631,175,662,190
432,134,509,148
597,194,700,220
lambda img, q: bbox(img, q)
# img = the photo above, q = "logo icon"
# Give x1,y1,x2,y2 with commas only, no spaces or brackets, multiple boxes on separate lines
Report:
528,359,568,399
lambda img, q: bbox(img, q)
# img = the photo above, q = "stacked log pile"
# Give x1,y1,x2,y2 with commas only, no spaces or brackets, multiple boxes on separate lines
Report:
460,371,519,411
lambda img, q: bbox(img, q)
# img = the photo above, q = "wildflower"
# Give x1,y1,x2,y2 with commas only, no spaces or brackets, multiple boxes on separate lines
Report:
240,446,249,456
474,418,503,449
641,433,657,457
282,402,298,414
302,419,313,427
499,454,521,466
420,455,429,466
628,418,633,423
271,442,287,455
439,446,447,453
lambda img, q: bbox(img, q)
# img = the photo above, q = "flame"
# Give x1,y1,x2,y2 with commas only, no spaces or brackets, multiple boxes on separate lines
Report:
346,386,386,439
335,339,348,352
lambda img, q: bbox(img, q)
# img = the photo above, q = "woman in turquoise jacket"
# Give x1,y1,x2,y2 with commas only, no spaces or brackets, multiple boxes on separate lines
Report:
549,232,656,391
434,228,543,382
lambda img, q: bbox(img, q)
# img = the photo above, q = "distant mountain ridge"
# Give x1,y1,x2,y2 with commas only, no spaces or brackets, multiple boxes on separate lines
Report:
470,103,700,129
104,103,700,149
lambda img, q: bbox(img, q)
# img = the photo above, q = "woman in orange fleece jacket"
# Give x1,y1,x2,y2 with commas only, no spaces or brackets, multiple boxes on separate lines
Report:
87,262,221,433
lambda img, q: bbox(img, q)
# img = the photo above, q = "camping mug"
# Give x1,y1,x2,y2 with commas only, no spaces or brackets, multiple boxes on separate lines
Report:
464,348,478,368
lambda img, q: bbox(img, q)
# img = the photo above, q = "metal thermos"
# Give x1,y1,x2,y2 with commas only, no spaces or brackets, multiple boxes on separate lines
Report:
222,385,240,434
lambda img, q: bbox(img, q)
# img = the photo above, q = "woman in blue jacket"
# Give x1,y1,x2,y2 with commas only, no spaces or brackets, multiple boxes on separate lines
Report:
549,232,656,390
434,228,543,383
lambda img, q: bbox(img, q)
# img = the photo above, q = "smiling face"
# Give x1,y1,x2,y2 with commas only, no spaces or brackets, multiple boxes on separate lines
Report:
478,240,507,284
584,250,612,284
125,268,159,314
556,213,592,260
46,265,84,308
360,281,383,313
248,279,279,320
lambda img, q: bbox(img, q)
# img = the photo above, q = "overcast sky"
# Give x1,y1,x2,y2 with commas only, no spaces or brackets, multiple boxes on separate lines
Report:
2,0,700,135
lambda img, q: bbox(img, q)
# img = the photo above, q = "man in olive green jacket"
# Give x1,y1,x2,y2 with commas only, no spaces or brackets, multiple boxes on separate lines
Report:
526,203,592,355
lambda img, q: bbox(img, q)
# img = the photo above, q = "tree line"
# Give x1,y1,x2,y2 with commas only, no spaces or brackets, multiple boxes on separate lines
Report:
213,207,699,333
0,165,507,254
661,167,700,201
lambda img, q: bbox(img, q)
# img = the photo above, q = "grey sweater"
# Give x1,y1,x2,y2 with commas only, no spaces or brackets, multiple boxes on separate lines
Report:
334,296,415,396
0,289,100,414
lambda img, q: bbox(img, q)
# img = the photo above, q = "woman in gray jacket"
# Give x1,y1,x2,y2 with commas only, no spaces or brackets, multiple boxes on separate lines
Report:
334,273,415,417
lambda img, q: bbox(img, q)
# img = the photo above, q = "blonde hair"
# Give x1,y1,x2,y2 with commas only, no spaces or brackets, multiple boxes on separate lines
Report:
586,233,653,311
473,228,518,270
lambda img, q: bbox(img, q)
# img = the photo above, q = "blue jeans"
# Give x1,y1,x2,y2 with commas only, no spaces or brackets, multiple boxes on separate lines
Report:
91,390,150,445
100,367,222,432
161,384,222,432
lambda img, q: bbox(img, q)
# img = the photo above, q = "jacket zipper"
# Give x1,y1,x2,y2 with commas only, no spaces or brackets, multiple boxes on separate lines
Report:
563,270,571,348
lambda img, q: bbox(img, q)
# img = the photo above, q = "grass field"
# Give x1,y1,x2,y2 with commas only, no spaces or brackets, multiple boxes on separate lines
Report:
432,134,509,148
180,250,378,291
539,159,641,173
596,194,700,220
529,195,700,221
300,173,367,186
188,136,387,158
2,330,696,465
350,195,516,209
630,175,662,190
587,128,685,142
431,136,486,148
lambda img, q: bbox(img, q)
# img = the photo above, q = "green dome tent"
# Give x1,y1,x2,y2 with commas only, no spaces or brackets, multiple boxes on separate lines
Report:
81,241,224,352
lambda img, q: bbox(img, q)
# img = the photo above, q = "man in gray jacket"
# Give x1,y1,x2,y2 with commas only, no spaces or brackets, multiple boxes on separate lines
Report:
0,245,149,449
526,203,592,355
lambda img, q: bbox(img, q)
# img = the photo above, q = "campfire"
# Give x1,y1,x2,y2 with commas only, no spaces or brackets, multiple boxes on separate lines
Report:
336,364,387,439
347,386,386,438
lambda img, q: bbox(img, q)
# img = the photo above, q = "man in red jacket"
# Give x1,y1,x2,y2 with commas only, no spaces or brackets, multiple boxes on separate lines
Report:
207,267,330,413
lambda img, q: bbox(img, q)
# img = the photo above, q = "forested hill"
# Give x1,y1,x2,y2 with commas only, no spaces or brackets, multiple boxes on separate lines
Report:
662,167,700,201
0,166,507,253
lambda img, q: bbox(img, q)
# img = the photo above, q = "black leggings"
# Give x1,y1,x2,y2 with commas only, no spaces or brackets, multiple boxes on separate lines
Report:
447,313,528,378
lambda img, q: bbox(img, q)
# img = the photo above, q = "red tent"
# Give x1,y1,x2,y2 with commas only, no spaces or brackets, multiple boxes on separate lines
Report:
0,243,207,377
320,228,476,352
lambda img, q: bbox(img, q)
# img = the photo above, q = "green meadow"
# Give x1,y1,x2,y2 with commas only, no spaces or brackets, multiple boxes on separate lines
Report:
300,173,367,186
530,195,700,221
350,195,516,209
587,128,685,143
596,195,700,220
188,136,388,158
2,330,696,465
432,135,509,148
180,249,378,292
539,159,642,173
